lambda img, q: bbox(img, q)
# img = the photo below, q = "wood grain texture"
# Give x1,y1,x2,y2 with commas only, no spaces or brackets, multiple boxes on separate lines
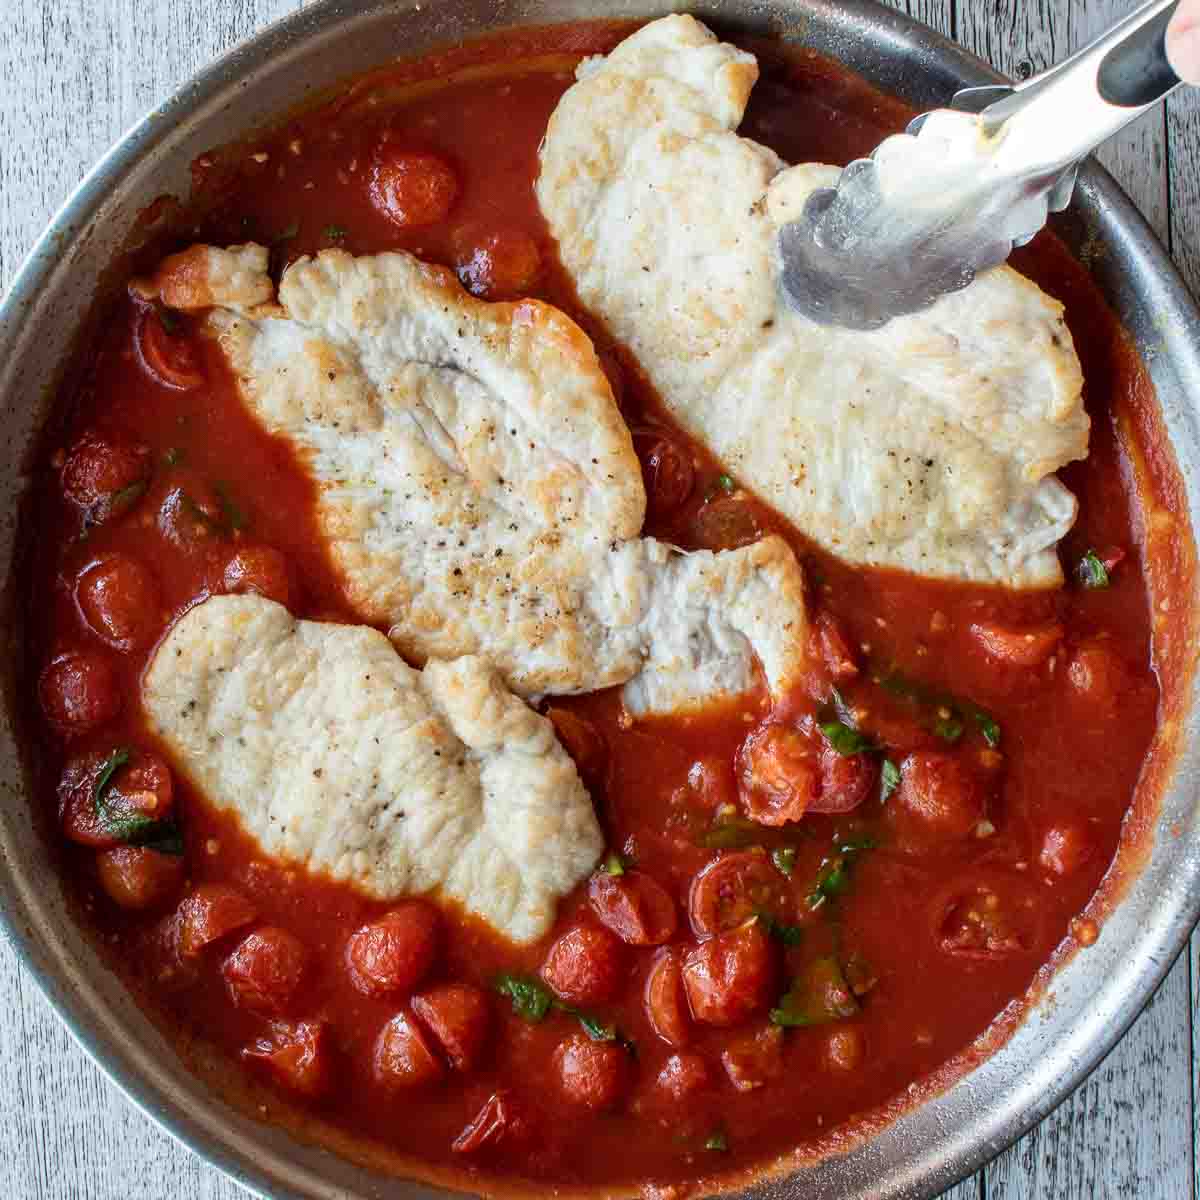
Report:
0,0,1196,1198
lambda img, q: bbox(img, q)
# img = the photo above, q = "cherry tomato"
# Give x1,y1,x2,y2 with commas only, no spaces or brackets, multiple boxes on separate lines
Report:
933,873,1040,960
176,884,258,957
588,871,677,946
244,1020,331,1098
688,850,787,937
545,707,607,786
157,482,225,554
59,747,174,847
345,902,440,997
644,949,690,1047
737,723,818,825
811,745,878,814
812,611,859,680
223,927,308,1015
691,495,760,551
552,1033,629,1111
885,751,988,850
720,1023,784,1092
369,149,458,227
96,846,184,910
632,429,695,517
76,554,162,652
412,984,490,1072
687,756,737,809
653,1052,710,1102
136,305,205,390
60,432,152,523
454,226,542,299
39,649,121,736
1066,642,1128,709
541,924,623,1005
1038,821,1095,878
681,921,776,1026
374,1011,445,1090
223,545,295,609
970,620,1063,667
452,1090,529,1155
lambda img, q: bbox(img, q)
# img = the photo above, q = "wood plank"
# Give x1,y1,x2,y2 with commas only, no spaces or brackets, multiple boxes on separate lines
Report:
1167,71,1200,294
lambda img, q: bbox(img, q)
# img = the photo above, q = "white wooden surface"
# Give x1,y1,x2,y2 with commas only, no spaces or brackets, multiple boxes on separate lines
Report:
0,0,1195,1196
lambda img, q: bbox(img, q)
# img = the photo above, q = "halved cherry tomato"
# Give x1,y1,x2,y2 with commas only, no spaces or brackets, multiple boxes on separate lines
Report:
688,850,788,938
454,225,542,299
223,927,307,1014
970,620,1063,667
1038,821,1096,878
369,149,458,227
691,495,760,551
644,948,690,1047
541,924,623,1006
244,1020,331,1098
452,1090,529,1154
1066,642,1128,709
136,306,204,390
632,430,695,517
412,984,490,1072
738,723,818,825
59,747,174,847
76,554,162,652
687,756,737,809
653,1052,710,1102
588,871,677,946
681,921,776,1026
39,650,121,736
60,431,152,522
885,750,988,850
374,1011,445,1090
176,884,258,957
812,745,878,814
813,612,859,681
545,707,607,786
345,902,440,997
96,846,184,910
553,1033,629,1111
721,1023,784,1092
825,1026,865,1072
223,545,295,609
932,873,1040,960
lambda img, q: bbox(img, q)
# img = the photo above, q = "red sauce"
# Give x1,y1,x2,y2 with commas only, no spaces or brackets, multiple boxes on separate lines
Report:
20,22,1193,1195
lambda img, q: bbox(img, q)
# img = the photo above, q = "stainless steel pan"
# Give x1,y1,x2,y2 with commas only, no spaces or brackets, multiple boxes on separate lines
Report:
0,1,1197,1197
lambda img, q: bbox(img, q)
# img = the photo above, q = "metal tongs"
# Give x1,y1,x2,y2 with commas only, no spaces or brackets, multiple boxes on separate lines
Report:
780,0,1187,329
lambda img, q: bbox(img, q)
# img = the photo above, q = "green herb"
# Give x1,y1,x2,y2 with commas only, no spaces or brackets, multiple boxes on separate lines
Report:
164,447,184,466
772,846,796,876
819,721,876,756
836,833,877,853
155,304,181,335
93,747,132,817
703,1129,729,1153
139,820,185,856
495,973,554,1023
880,758,901,802
215,484,249,531
273,220,300,243
807,837,875,910
109,480,148,518
322,224,348,242
770,957,860,1027
716,473,735,494
877,666,1001,749
1077,549,1110,589
698,817,765,850
602,852,627,877
571,1010,617,1042
755,909,804,947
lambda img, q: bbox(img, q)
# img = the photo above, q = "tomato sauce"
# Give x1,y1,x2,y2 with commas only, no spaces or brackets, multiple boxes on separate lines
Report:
19,22,1192,1196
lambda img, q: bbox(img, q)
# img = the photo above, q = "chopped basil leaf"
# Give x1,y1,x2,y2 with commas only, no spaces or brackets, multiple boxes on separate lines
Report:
164,447,184,466
755,909,804,947
877,666,1000,749
495,973,553,1023
933,714,964,743
109,480,148,518
819,720,875,756
603,852,626,876
273,220,300,243
880,758,901,802
1077,549,1110,589
772,846,796,876
836,833,877,853
975,713,1001,748
137,820,185,857
807,837,874,909
704,1129,729,1152
716,473,735,494
93,747,131,816
156,304,181,335
698,817,765,850
322,224,348,241
572,1010,617,1042
770,957,860,1027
